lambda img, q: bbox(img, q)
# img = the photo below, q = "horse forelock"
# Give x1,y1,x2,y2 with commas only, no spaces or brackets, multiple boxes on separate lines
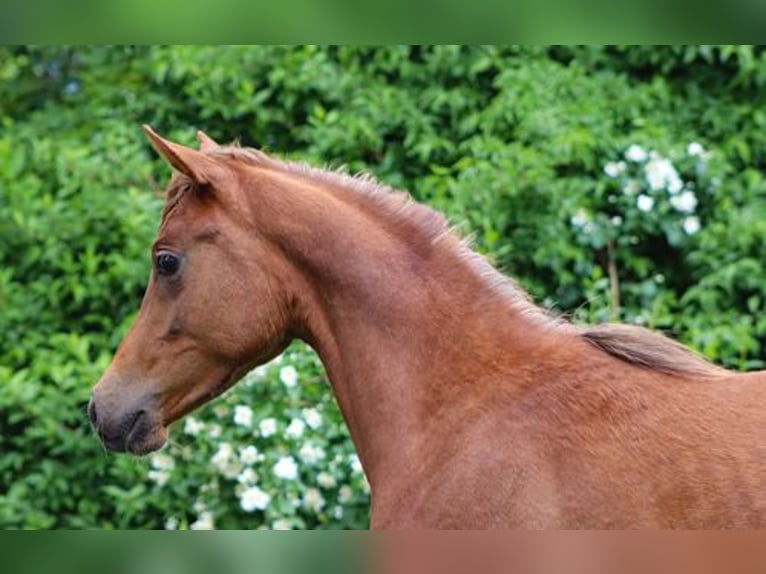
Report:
160,174,195,225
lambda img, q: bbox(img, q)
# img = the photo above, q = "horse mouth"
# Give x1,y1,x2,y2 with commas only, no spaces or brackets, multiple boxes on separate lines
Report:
99,410,168,455
162,369,239,427
126,415,168,455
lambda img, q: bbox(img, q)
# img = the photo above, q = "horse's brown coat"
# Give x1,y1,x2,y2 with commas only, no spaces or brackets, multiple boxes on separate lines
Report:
90,127,766,528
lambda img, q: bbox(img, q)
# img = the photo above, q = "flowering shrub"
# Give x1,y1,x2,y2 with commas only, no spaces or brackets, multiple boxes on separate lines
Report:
598,142,709,240
145,343,370,530
564,141,727,327
574,142,711,247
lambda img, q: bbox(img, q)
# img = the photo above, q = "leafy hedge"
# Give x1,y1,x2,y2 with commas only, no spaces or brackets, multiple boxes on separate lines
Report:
1,46,764,529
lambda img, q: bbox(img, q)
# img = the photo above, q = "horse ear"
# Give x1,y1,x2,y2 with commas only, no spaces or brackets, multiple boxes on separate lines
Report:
143,125,222,184
196,130,219,153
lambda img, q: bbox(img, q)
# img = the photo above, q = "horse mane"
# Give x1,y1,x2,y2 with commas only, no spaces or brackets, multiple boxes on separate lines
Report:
211,144,548,311
209,144,728,378
581,323,727,377
212,145,450,241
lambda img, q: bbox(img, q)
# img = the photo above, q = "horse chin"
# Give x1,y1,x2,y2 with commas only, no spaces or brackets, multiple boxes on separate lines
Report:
125,422,168,456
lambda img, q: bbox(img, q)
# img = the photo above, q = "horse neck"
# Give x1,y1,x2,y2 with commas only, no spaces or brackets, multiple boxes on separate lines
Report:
247,167,554,491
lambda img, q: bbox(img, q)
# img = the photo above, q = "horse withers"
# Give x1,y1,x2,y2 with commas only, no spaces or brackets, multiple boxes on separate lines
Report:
90,127,766,528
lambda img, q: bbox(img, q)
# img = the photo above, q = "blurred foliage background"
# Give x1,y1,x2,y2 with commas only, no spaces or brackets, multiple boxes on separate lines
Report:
1,45,764,529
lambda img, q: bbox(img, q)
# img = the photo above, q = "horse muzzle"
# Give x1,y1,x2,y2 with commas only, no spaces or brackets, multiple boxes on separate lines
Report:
88,388,167,455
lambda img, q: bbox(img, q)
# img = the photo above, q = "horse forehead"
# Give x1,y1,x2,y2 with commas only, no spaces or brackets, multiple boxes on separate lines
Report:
158,198,217,241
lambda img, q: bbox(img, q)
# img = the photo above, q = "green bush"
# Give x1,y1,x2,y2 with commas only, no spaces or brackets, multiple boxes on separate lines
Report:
1,46,764,529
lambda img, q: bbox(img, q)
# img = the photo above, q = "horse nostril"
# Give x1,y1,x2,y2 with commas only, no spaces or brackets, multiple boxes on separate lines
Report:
87,399,98,427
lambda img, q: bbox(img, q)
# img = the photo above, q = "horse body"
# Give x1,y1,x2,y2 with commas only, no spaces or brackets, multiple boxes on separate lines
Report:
89,127,765,528
357,302,766,528
374,362,766,528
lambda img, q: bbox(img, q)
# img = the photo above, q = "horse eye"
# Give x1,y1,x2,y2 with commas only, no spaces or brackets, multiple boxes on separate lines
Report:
156,253,181,276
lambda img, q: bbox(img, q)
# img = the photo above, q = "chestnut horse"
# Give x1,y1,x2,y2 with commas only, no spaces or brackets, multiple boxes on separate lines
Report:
90,126,766,528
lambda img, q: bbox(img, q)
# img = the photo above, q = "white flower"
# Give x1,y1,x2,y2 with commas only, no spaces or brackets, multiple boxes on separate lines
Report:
148,469,170,486
279,365,298,388
636,194,655,212
150,452,174,471
193,500,207,514
286,418,305,439
259,417,277,437
165,516,179,530
250,365,269,380
645,157,680,191
190,511,215,530
622,179,641,195
625,144,648,162
212,443,242,478
302,408,322,429
349,454,363,474
208,424,222,438
570,209,590,229
303,488,326,513
212,443,234,468
645,159,665,190
670,190,697,213
299,443,326,465
237,468,257,485
184,417,204,436
332,506,344,520
273,456,299,480
240,445,259,465
317,471,337,489
272,519,293,530
603,161,626,178
338,485,353,503
243,366,267,387
687,142,705,157
234,405,253,427
667,174,683,194
225,462,243,479
683,216,701,235
240,485,271,512
611,215,623,226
